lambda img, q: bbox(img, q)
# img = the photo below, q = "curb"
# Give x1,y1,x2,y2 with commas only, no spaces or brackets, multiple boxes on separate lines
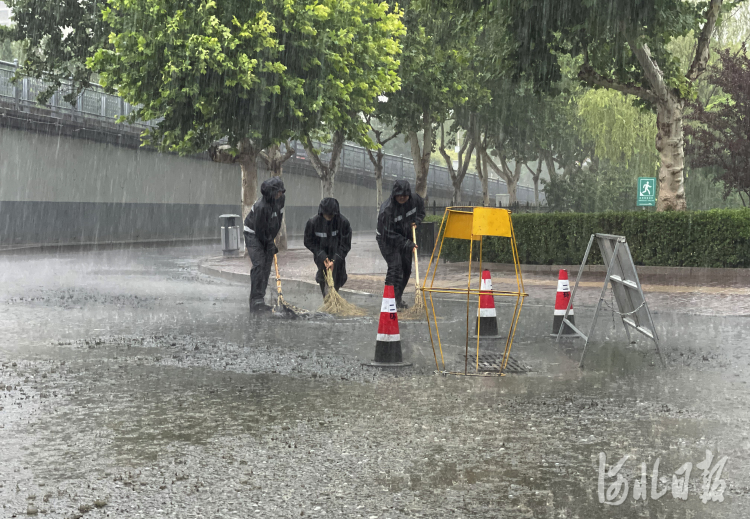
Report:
451,262,750,282
197,258,374,298
0,237,220,256
197,258,613,309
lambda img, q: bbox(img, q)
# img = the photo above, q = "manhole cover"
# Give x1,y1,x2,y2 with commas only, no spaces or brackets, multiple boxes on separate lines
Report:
465,353,530,374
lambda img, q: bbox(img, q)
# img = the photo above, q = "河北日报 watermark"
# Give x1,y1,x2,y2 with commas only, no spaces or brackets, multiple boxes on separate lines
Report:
598,450,728,505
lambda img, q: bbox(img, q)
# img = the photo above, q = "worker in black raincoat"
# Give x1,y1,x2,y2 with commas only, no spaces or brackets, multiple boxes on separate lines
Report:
243,177,286,312
303,198,352,296
376,180,426,309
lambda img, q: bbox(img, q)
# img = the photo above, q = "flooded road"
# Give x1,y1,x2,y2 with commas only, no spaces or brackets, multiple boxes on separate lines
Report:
0,246,748,518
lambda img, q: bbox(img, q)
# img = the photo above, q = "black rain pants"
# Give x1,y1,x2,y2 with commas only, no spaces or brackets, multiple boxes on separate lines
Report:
246,234,277,307
377,241,412,302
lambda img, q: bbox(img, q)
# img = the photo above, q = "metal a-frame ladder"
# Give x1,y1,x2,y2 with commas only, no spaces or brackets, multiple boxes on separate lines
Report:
556,233,666,368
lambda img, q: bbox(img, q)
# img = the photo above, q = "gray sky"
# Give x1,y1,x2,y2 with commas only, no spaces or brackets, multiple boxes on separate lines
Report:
0,2,10,26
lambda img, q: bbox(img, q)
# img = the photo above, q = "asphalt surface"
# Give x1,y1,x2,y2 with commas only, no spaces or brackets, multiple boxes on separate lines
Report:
0,245,749,518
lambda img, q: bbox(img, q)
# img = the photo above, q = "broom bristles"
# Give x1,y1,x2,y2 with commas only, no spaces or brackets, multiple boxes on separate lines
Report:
318,270,367,317
400,285,426,320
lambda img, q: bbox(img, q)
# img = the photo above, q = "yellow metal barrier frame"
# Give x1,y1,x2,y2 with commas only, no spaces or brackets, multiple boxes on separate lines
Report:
420,207,528,376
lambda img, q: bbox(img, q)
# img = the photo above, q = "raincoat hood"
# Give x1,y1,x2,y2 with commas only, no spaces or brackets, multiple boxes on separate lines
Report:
261,177,286,202
391,180,412,200
318,197,340,217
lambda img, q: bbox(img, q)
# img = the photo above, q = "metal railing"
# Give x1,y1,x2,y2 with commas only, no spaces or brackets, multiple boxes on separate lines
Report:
0,59,545,204
0,59,157,129
293,141,544,204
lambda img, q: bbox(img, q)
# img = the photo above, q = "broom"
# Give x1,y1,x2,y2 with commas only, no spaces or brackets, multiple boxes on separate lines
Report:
400,226,426,320
318,268,367,317
272,254,310,318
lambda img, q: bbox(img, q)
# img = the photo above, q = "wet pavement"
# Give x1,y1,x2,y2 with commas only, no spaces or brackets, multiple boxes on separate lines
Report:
204,236,750,316
1,244,749,518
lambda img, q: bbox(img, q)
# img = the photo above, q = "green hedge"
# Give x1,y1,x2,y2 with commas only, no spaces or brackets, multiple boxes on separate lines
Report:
423,209,750,268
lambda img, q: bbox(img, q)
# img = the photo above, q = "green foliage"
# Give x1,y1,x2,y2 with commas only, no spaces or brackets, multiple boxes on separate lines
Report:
90,0,404,154
576,89,658,171
684,166,746,210
0,34,24,62
430,209,750,268
542,161,641,213
543,160,746,213
445,0,710,97
2,0,108,104
375,3,476,137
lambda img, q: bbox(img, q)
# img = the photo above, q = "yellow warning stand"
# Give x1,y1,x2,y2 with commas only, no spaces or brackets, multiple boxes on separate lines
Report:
420,207,528,375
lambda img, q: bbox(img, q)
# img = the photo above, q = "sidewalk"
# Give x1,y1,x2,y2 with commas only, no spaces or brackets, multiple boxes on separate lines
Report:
200,236,750,316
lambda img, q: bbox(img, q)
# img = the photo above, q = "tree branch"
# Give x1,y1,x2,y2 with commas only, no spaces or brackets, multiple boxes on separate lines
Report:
329,130,346,178
423,108,432,163
409,131,423,167
482,148,511,184
512,161,523,183
281,141,296,163
438,124,458,181
367,131,397,168
687,0,724,81
627,41,669,103
459,139,476,185
208,144,239,164
301,134,328,180
578,64,660,105
366,148,379,169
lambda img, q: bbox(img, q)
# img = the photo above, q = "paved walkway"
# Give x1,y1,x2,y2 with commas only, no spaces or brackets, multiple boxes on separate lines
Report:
201,235,750,316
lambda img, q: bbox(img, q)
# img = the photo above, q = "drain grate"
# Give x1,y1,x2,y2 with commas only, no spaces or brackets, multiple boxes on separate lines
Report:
465,353,530,374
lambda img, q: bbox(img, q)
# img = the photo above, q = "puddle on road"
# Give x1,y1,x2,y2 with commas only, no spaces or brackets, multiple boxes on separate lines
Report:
1,249,749,517
1,345,746,518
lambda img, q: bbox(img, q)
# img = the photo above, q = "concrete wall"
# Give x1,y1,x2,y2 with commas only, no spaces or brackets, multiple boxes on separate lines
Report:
0,125,239,246
258,162,382,238
0,118,541,248
0,125,390,247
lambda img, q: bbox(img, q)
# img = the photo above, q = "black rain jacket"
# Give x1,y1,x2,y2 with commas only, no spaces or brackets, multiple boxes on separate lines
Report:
303,198,352,263
244,177,286,247
376,180,426,252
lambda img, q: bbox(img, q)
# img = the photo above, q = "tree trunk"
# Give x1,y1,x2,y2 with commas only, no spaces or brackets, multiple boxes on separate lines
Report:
367,148,385,213
452,181,462,204
438,122,475,207
543,152,556,179
409,132,430,198
476,140,489,206
262,143,295,251
375,164,383,210
533,155,543,207
321,175,335,198
408,109,432,198
304,131,345,199
367,147,384,214
655,97,687,211
482,149,522,207
269,145,286,251
238,154,259,224
482,159,490,207
209,140,260,223
364,120,398,214
208,139,260,257
507,175,518,205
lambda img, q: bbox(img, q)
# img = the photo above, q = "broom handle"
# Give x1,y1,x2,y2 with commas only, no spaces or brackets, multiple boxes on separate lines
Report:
273,254,283,296
412,226,420,290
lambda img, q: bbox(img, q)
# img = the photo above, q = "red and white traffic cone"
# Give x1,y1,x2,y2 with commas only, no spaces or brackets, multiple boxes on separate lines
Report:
367,285,411,366
471,269,503,339
551,269,577,337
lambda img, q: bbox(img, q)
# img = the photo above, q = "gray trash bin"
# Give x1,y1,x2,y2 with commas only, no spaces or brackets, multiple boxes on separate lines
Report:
415,221,436,258
219,214,241,257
